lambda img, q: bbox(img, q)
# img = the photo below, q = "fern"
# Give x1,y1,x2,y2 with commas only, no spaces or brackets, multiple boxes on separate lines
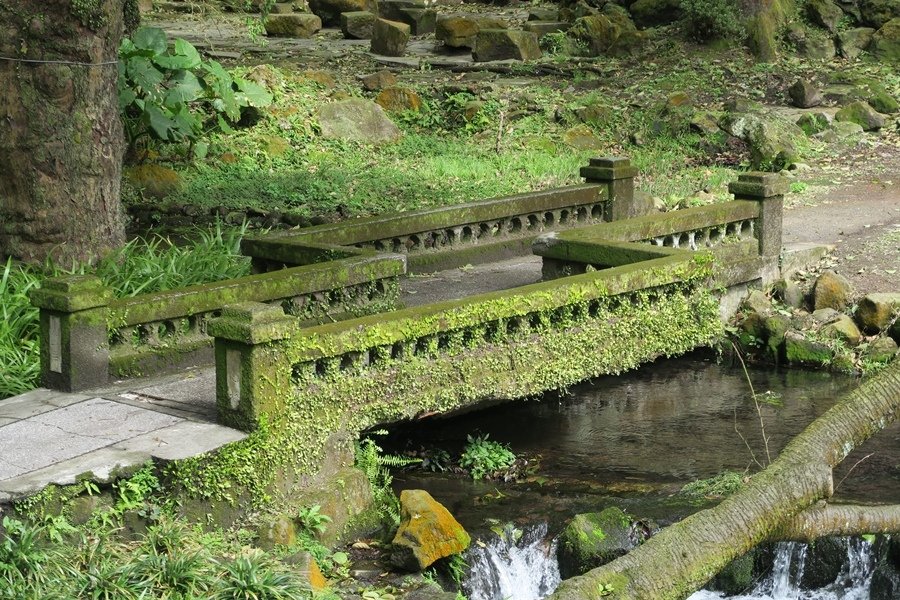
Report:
355,434,420,527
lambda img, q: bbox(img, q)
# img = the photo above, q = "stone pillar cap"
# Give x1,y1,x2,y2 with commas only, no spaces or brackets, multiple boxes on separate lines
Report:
29,275,113,312
581,156,638,181
729,172,789,198
208,301,298,345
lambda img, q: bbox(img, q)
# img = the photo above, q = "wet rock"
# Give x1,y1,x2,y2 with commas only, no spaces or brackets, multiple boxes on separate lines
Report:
797,112,831,136
807,0,844,32
785,331,834,366
371,18,411,56
341,10,377,39
856,293,900,332
375,86,422,112
813,270,853,311
708,550,756,596
473,29,541,61
360,69,398,91
835,100,886,130
257,514,297,549
765,314,792,358
391,490,470,571
629,0,681,27
788,80,823,108
863,336,899,364
838,27,876,58
801,537,847,589
871,17,900,61
557,507,643,579
265,13,322,37
860,0,900,28
822,314,863,347
318,98,402,144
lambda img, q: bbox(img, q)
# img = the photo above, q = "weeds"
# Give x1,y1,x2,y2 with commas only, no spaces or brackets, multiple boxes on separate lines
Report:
459,434,516,481
355,433,421,527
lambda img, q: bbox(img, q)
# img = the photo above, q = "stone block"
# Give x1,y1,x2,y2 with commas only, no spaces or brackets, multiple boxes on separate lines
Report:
788,80,823,108
523,21,571,39
473,29,541,62
371,18,411,56
265,13,322,38
341,10,377,39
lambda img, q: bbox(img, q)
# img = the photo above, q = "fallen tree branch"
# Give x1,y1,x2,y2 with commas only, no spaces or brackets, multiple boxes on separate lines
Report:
770,502,900,542
550,360,900,600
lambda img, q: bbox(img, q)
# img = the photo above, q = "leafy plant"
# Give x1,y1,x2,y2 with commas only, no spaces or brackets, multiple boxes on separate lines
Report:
355,434,420,526
680,0,746,42
297,505,331,535
459,434,516,480
214,553,307,600
117,27,272,159
680,471,746,498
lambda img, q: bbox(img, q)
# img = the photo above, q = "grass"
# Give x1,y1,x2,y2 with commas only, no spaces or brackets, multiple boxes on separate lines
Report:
680,470,746,499
0,224,251,400
0,515,311,600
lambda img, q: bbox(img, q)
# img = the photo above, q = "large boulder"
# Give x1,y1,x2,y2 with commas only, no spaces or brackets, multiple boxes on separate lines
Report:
318,99,402,144
813,270,853,311
871,17,900,62
309,0,374,26
265,13,322,38
629,0,681,27
568,14,643,57
822,314,863,347
838,27,876,58
721,111,803,171
473,29,541,61
870,90,900,113
341,11,377,39
835,100,886,130
785,331,834,366
860,0,900,28
856,293,900,332
788,79,823,108
371,18,411,56
807,0,845,32
391,490,470,571
556,507,647,579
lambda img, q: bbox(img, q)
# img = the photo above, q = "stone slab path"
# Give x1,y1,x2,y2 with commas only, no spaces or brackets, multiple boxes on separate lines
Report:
0,376,242,503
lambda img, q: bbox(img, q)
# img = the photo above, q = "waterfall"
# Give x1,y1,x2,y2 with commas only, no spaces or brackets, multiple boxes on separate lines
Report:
688,538,876,600
463,523,561,600
464,531,877,600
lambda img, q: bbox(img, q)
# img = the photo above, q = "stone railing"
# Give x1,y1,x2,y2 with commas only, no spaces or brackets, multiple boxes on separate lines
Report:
30,252,404,391
242,157,651,274
533,172,786,287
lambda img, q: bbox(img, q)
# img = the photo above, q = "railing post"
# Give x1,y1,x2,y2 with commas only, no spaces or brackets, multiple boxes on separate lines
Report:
207,302,298,432
580,157,649,221
728,172,786,284
29,276,112,392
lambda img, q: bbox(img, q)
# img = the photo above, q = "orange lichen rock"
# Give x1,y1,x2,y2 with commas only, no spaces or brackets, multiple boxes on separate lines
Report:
391,489,471,570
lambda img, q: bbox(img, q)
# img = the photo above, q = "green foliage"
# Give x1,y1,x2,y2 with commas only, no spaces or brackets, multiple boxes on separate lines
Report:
118,27,272,158
355,435,420,527
296,505,331,535
680,0,746,42
680,470,746,499
0,258,43,398
459,434,516,480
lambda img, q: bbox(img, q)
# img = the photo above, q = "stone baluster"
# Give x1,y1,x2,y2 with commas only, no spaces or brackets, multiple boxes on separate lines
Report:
29,275,112,392
728,172,786,284
580,157,650,221
208,302,298,432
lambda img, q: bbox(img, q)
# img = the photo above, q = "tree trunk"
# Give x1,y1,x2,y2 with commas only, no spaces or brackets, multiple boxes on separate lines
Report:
550,360,900,600
0,0,126,265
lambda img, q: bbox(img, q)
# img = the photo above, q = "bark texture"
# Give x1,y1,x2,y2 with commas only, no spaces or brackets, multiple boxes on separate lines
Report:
0,0,126,264
550,360,900,600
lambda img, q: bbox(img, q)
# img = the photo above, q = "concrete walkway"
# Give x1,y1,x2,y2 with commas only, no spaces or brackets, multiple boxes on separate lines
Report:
0,369,238,503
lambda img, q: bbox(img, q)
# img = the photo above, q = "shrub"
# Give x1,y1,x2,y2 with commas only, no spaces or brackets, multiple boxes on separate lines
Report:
680,0,746,42
459,434,516,480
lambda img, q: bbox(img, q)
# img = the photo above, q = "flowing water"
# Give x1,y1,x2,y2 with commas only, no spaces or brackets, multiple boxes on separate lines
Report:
384,354,899,599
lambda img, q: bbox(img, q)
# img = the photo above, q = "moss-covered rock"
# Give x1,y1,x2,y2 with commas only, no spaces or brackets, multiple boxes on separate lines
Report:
796,112,831,135
371,18,411,56
557,507,641,579
473,29,541,61
807,0,844,32
860,0,900,28
341,11,377,39
773,279,804,309
257,514,297,549
838,27,876,58
871,17,900,61
568,14,643,57
813,270,853,311
125,164,182,199
856,293,900,333
788,79,823,108
784,331,834,366
391,490,470,571
822,314,862,347
863,336,899,364
265,13,322,37
375,86,422,112
708,550,756,595
317,98,402,144
721,111,803,171
436,15,508,48
835,100,886,131
869,90,900,113
629,0,681,28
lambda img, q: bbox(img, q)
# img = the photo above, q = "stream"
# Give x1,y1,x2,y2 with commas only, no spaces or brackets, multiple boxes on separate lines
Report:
385,353,900,599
